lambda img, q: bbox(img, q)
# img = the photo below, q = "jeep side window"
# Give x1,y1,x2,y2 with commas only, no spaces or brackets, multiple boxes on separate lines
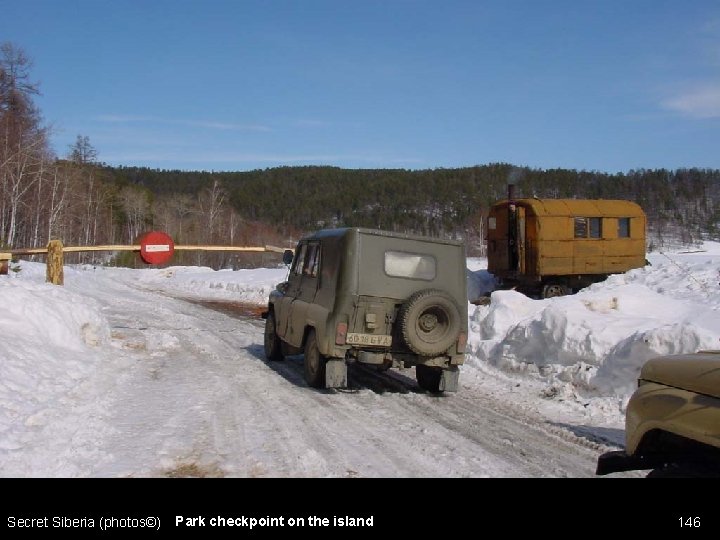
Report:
303,243,321,278
292,244,307,276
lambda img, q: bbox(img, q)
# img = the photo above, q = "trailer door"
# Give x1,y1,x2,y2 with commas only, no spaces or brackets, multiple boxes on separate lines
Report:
524,213,538,277
517,206,526,274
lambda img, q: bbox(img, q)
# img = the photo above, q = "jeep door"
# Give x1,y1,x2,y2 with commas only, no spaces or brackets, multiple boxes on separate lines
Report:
283,241,322,347
275,242,306,340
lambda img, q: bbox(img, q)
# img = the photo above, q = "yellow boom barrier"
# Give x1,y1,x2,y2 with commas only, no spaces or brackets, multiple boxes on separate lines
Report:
3,241,293,285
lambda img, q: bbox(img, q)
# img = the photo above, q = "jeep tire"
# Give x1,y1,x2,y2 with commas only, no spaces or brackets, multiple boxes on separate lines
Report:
304,330,327,388
264,310,284,361
399,289,462,356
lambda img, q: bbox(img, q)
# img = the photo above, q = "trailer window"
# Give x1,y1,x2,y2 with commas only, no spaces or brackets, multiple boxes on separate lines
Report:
618,218,630,238
574,217,602,239
385,251,436,280
574,218,587,238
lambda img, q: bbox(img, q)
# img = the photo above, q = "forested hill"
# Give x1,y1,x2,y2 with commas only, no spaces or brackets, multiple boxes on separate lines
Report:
107,163,720,254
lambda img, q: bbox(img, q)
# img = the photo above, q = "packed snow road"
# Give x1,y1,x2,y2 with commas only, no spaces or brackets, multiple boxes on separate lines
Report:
17,268,636,478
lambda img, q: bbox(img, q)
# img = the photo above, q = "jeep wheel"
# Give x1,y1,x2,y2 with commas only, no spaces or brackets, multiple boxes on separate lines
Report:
399,289,462,356
304,330,327,388
416,365,442,393
264,310,284,361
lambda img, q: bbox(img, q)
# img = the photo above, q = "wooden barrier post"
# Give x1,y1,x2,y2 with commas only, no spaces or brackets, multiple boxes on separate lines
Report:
46,240,64,285
0,252,10,275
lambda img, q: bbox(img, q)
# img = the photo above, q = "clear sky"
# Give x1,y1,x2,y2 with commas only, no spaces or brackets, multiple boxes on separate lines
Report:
2,0,719,173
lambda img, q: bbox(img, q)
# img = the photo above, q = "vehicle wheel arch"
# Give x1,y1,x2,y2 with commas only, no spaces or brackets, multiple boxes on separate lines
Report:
301,324,315,349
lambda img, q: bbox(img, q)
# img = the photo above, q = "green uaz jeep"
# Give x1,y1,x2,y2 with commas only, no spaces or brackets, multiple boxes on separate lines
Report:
262,228,468,392
596,350,720,477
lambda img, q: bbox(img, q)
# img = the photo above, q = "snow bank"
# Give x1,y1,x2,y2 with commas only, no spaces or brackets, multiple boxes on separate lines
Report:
0,268,111,473
466,246,720,401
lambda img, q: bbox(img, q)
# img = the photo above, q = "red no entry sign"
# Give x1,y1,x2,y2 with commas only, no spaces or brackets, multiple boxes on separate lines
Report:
139,231,175,265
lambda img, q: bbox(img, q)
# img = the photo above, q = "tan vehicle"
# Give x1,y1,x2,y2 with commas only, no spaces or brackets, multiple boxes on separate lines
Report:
262,228,468,392
596,351,720,477
486,188,646,298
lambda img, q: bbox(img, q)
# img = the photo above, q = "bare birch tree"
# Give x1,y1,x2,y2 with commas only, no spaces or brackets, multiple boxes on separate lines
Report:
0,42,50,247
197,179,226,243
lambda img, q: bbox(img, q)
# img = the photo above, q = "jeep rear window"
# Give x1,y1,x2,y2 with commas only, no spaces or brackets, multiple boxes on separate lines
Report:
384,251,436,280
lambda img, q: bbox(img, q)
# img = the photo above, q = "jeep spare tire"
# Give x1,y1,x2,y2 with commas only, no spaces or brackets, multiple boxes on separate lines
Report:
399,289,462,356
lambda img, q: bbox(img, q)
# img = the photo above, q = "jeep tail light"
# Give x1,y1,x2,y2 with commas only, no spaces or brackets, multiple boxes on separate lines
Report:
335,322,348,345
456,332,467,354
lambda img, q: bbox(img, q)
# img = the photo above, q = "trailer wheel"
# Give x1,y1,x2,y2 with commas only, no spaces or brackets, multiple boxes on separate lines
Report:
541,283,568,299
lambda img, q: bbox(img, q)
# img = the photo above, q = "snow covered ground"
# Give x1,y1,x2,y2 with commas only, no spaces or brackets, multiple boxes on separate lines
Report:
2,242,719,477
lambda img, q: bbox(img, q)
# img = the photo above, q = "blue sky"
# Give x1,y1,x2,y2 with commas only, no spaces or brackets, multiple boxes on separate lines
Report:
2,0,719,173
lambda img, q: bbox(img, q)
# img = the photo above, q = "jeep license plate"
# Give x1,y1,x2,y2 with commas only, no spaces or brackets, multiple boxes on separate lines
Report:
346,333,392,346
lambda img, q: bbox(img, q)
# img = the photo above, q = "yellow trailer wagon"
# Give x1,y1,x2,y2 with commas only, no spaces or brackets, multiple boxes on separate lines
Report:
486,193,646,298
